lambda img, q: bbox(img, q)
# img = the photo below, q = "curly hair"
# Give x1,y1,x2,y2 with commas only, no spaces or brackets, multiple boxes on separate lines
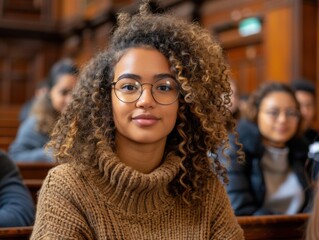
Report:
243,82,302,136
47,3,238,205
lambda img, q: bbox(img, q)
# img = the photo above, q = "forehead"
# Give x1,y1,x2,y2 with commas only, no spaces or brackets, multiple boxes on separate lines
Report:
260,91,297,108
295,90,315,101
114,48,171,75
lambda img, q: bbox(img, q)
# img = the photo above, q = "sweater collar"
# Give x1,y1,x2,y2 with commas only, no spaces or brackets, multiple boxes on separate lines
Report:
93,152,182,215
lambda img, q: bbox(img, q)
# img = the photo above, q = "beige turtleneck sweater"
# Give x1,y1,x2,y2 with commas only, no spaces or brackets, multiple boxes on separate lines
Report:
31,154,243,239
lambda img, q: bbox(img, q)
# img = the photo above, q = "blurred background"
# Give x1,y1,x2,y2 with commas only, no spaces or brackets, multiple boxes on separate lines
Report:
0,0,318,147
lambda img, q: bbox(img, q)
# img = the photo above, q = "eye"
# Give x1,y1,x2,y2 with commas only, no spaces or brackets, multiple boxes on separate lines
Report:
286,110,299,118
157,84,172,92
59,89,71,96
154,79,177,93
121,84,138,91
116,79,140,93
265,110,279,118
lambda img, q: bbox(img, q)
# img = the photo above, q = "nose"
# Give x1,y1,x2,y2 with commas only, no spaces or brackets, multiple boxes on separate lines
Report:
135,84,156,108
276,112,288,122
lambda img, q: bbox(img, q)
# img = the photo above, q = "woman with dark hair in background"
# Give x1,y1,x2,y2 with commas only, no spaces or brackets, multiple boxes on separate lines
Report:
226,82,311,216
8,59,78,162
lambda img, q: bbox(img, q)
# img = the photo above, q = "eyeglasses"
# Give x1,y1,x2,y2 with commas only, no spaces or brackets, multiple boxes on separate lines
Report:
112,78,180,105
260,109,300,120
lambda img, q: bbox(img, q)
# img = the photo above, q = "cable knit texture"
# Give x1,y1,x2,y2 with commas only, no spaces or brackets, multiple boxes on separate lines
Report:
31,153,243,239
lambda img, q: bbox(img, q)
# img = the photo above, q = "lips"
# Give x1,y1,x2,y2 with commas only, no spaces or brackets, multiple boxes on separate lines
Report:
132,114,160,127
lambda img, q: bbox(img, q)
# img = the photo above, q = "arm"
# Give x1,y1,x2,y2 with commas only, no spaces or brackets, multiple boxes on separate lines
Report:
209,176,244,240
31,166,94,240
0,151,35,227
8,117,53,162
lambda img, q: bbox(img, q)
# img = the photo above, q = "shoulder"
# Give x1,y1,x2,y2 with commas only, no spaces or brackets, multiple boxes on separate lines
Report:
21,116,38,127
205,175,227,201
43,163,95,191
46,163,79,181
17,116,38,134
237,119,259,136
236,118,263,152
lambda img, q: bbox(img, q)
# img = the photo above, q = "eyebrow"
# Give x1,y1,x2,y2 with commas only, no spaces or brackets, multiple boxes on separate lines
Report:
116,73,175,82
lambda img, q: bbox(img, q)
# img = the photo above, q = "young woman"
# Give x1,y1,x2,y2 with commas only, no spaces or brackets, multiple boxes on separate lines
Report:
227,82,311,216
31,4,244,239
8,59,78,162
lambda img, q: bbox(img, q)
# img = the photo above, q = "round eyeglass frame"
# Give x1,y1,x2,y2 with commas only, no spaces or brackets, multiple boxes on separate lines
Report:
111,79,180,105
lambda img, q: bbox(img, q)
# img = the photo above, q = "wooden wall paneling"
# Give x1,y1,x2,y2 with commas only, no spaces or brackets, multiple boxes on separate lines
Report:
316,1,319,130
74,28,94,67
0,58,10,105
2,0,42,21
200,0,266,95
201,0,264,27
0,37,62,106
59,0,85,22
264,0,297,84
226,43,264,95
9,57,30,104
301,0,317,82
93,22,114,54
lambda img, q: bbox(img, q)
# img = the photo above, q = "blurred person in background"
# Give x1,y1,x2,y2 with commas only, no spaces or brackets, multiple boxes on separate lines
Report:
227,79,241,122
8,59,78,163
0,150,34,226
291,79,318,144
19,79,49,123
226,82,311,216
292,79,319,180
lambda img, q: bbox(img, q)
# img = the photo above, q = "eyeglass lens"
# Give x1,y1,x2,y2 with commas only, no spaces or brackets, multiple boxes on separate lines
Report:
113,78,179,105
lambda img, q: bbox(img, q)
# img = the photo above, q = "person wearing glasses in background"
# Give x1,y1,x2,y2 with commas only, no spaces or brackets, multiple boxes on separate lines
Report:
225,82,312,216
30,3,244,239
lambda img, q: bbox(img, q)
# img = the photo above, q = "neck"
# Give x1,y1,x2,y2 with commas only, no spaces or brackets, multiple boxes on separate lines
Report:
262,138,286,149
115,134,166,174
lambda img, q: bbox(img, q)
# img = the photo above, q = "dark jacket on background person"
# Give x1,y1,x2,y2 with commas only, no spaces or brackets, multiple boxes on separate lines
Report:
0,151,35,226
226,119,312,216
8,116,53,162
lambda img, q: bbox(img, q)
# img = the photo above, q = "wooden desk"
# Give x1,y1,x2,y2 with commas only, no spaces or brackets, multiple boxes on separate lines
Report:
237,213,309,240
17,162,55,180
24,179,43,204
0,226,33,240
0,214,310,239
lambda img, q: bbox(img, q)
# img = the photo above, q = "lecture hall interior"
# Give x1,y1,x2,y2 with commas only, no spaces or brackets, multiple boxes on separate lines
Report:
0,0,318,239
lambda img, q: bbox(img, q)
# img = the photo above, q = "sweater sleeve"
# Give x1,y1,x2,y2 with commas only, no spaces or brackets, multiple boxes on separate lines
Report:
0,151,35,226
8,117,53,163
31,166,94,240
209,177,244,240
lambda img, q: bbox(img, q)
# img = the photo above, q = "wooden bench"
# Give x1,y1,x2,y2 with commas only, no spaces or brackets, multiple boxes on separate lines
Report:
17,163,55,204
24,179,43,204
17,162,55,180
0,226,33,239
0,105,20,151
0,214,310,239
237,213,309,240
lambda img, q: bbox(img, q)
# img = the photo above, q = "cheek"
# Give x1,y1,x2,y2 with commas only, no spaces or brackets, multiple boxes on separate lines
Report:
257,115,270,136
111,94,130,128
50,91,61,110
165,104,179,130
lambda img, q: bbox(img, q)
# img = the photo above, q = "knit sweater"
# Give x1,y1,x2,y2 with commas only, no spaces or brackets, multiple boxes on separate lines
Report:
31,153,243,239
